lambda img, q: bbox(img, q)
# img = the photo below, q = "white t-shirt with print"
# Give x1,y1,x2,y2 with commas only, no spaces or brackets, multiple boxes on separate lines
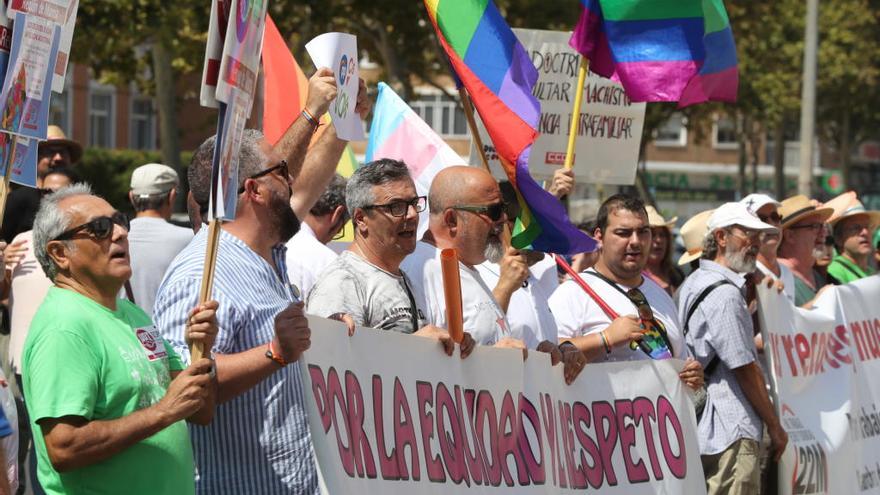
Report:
402,242,510,346
548,268,686,362
476,255,559,349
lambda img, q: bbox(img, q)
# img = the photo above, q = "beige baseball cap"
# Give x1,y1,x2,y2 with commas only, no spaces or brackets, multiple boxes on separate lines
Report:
130,163,179,197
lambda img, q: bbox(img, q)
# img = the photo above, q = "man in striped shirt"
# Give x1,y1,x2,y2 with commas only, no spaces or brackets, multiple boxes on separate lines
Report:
154,72,370,494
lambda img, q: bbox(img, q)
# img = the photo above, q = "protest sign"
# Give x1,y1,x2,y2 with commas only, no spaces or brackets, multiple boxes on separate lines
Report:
208,96,249,221
468,29,645,184
8,0,80,93
305,32,364,141
301,316,706,494
200,0,232,108
0,131,36,186
214,0,265,110
758,277,880,494
0,12,60,139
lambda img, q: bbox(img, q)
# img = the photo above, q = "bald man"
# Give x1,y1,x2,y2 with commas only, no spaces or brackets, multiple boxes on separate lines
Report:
403,166,585,384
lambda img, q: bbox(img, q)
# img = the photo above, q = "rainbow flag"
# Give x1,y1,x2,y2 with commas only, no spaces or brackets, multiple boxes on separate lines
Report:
424,0,595,254
570,0,738,107
366,82,467,237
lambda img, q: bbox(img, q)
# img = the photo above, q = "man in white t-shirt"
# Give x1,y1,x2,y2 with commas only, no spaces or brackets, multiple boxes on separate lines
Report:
548,194,704,389
287,174,348,296
307,159,475,355
127,164,193,316
403,166,586,384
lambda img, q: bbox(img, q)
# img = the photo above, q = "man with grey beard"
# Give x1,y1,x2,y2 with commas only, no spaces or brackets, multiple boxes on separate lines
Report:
401,167,587,385
678,202,787,495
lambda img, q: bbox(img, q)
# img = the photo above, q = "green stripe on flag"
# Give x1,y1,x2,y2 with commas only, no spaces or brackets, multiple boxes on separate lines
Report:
436,0,488,58
702,0,730,33
600,0,703,21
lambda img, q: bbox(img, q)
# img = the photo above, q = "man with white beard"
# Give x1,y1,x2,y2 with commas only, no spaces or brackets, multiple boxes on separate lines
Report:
677,202,787,495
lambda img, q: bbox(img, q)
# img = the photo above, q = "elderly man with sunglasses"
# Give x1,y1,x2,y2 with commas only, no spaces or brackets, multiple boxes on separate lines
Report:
678,202,787,495
548,194,702,380
306,159,476,356
401,166,586,385
23,185,218,494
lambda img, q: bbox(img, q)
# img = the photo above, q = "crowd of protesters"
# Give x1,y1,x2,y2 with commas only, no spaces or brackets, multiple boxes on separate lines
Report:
0,73,877,495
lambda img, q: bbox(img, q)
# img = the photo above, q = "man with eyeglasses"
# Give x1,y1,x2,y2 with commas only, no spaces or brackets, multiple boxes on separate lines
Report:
678,202,786,495
777,195,834,306
285,174,348,297
741,193,796,304
402,166,586,384
306,160,476,357
23,184,219,494
826,198,880,284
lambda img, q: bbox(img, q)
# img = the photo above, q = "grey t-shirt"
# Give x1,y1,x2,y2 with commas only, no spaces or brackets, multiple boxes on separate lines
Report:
306,251,426,334
128,217,193,318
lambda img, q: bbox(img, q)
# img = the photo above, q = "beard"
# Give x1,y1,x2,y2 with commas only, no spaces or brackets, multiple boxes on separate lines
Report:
270,188,301,242
484,235,504,263
726,242,757,274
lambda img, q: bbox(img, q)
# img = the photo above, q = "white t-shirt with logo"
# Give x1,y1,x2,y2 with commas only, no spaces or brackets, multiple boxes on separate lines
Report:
285,222,339,297
548,268,686,362
402,242,510,346
476,255,559,349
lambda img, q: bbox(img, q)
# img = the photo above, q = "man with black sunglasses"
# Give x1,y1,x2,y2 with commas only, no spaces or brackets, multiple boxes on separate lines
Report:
741,193,795,304
403,166,586,385
24,185,219,494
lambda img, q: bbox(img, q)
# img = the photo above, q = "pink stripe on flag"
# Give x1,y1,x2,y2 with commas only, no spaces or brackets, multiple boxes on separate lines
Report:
373,113,439,179
613,60,699,102
679,66,739,107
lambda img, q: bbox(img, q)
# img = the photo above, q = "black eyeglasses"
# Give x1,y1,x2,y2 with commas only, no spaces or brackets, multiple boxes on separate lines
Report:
54,211,130,241
238,160,289,193
363,196,426,217
789,222,824,232
452,202,506,222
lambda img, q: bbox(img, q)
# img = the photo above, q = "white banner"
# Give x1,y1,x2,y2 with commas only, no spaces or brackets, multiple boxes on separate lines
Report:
468,28,645,184
301,317,706,494
305,32,364,141
759,276,880,494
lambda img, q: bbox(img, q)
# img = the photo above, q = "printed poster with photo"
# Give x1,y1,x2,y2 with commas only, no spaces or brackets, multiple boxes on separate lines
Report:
8,0,80,93
0,12,60,139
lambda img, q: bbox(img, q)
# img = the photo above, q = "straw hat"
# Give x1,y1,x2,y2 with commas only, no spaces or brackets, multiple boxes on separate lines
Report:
677,209,714,266
645,205,677,228
40,125,83,163
827,197,880,232
778,194,833,229
822,191,858,223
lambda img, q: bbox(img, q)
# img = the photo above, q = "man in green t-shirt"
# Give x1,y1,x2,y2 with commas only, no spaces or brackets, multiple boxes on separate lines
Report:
827,199,880,285
23,185,219,495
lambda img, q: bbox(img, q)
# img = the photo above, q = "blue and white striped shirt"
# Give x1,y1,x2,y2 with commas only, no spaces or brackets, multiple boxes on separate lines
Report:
154,227,318,494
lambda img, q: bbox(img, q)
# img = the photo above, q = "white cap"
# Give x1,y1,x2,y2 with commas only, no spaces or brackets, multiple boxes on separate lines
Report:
708,202,778,233
130,163,179,196
740,193,781,215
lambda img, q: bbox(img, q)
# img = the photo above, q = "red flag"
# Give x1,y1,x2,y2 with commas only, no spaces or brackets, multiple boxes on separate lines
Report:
261,15,309,145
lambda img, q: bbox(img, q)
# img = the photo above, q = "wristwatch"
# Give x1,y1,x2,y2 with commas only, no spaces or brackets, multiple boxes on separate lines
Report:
265,340,288,367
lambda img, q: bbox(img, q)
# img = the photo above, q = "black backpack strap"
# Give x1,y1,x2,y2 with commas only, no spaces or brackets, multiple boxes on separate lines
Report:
684,278,735,377
580,270,630,299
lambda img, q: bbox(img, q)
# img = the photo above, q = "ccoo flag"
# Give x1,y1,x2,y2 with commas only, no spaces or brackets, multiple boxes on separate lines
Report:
424,0,596,254
570,0,738,107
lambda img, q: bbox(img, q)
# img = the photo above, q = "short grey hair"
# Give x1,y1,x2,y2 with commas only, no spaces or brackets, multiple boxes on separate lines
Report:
345,158,412,215
131,191,172,212
189,129,268,215
33,183,94,281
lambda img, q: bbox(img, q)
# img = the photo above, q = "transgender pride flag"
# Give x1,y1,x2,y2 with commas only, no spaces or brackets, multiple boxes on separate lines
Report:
366,82,466,236
570,0,738,107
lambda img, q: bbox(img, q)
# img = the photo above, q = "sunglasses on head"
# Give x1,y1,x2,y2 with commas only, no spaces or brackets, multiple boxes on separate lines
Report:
238,160,289,193
54,211,130,241
452,202,506,222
